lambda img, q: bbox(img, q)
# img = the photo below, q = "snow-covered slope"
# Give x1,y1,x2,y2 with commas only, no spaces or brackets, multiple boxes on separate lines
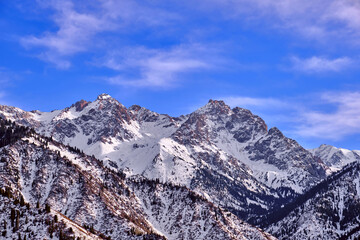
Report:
0,192,102,240
266,160,360,240
130,177,275,240
0,95,328,223
0,118,274,239
0,136,161,239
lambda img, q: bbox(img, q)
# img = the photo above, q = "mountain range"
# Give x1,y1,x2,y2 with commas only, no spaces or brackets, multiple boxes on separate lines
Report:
0,94,359,239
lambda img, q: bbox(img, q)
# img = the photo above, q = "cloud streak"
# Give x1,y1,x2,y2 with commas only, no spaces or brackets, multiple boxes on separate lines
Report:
204,0,360,44
19,0,359,76
290,56,354,73
20,0,178,68
102,45,211,88
21,1,110,68
295,92,360,140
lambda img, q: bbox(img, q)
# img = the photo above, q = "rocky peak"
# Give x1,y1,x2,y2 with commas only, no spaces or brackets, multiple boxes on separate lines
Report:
86,94,126,118
196,99,232,115
128,105,160,122
71,99,89,112
317,144,334,151
128,104,142,112
268,127,284,138
208,99,226,105
231,107,268,133
174,100,270,145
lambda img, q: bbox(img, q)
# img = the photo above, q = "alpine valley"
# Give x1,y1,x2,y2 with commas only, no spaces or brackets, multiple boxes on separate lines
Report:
0,94,359,240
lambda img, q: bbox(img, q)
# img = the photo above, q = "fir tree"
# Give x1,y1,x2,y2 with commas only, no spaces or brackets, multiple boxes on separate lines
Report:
45,204,51,213
15,211,20,231
19,196,25,207
10,208,15,227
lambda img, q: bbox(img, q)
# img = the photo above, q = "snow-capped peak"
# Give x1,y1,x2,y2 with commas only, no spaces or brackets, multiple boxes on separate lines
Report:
310,144,360,173
96,93,113,100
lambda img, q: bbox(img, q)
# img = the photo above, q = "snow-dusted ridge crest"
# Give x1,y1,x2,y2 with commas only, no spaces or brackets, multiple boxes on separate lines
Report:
0,94,355,224
309,144,360,174
0,117,275,239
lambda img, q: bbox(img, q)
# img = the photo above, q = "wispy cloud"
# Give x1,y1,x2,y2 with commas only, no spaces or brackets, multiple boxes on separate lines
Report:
20,0,178,68
19,0,360,72
21,1,109,68
203,0,360,44
290,56,354,73
295,92,360,140
102,45,211,88
327,1,360,42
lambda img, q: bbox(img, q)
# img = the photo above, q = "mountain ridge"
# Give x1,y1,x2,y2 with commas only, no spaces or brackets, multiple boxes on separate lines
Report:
0,94,339,223
1,93,359,239
0,117,273,239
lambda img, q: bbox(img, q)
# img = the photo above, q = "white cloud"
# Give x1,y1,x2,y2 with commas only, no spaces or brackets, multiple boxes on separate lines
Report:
20,1,110,68
295,92,360,140
100,0,180,26
203,0,360,44
20,0,178,68
102,45,210,88
20,0,360,71
327,1,360,35
290,56,353,73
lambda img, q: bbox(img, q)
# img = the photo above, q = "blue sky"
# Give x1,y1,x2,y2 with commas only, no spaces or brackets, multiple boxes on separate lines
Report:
1,0,360,149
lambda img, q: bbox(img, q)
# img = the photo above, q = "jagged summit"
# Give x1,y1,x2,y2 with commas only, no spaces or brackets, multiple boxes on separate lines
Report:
268,127,284,137
318,143,331,148
128,104,142,111
96,93,113,100
207,99,227,106
196,99,232,115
